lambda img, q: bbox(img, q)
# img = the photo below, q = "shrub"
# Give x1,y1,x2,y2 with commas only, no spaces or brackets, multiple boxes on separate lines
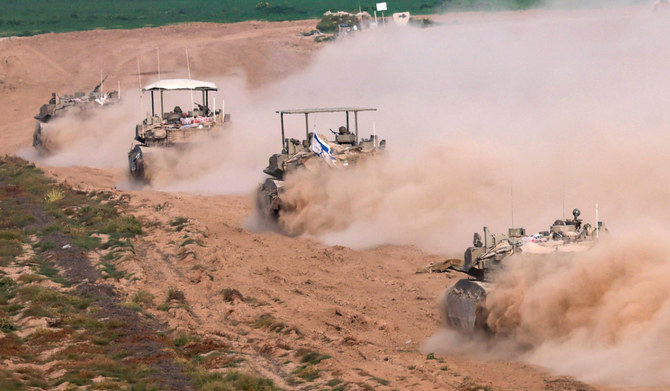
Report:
44,188,64,203
167,288,185,303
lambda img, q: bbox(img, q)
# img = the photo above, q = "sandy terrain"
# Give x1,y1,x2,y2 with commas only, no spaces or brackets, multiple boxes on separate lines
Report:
1,10,667,391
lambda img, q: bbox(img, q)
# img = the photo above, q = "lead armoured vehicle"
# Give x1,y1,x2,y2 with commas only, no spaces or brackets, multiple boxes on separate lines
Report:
257,107,385,222
33,76,119,154
128,79,230,182
442,208,605,332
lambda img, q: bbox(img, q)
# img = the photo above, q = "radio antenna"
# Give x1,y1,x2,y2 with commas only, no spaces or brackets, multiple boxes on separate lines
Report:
511,186,514,228
562,184,566,220
157,46,161,80
137,56,144,114
596,201,600,239
186,47,194,114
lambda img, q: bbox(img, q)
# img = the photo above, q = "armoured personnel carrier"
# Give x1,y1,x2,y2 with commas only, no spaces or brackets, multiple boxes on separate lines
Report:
33,76,119,154
257,107,385,222
442,208,605,332
128,79,230,182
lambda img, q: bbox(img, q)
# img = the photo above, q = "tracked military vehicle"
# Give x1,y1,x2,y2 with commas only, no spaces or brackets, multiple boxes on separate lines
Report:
33,76,119,154
443,208,605,332
257,107,385,222
128,79,230,182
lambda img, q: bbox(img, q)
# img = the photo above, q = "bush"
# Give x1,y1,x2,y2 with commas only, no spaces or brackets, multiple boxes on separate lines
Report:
0,316,17,332
131,290,154,306
167,288,185,303
102,216,142,238
44,188,64,203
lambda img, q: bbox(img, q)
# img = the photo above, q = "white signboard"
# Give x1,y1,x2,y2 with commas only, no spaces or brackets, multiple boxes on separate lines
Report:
376,2,387,11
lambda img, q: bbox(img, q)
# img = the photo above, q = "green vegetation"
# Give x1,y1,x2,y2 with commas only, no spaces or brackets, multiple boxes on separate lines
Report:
371,376,390,386
293,364,320,381
289,349,332,383
221,287,244,302
169,216,190,232
253,313,300,335
158,287,189,311
298,350,331,365
0,0,541,37
189,368,282,391
131,290,155,306
0,157,279,390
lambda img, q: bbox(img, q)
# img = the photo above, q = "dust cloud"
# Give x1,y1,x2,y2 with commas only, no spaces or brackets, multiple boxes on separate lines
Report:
427,233,670,387
26,5,670,255
272,4,670,254
18,91,142,168
265,5,670,386
511,236,670,386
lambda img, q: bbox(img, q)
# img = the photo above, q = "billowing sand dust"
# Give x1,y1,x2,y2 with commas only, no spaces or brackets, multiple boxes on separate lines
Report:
2,6,669,390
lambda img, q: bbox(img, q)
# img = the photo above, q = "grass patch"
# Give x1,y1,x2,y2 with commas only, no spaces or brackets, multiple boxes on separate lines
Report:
0,229,24,265
29,327,70,342
44,188,64,203
65,313,104,330
17,273,45,284
189,368,281,391
121,301,142,312
0,157,246,390
253,313,298,334
131,290,155,306
173,333,201,347
167,288,186,303
18,285,89,318
158,288,187,311
371,376,390,386
101,216,143,238
33,256,68,285
0,316,17,332
293,364,320,381
169,216,189,232
101,261,127,280
72,234,102,250
298,350,331,365
221,288,244,302
34,240,56,253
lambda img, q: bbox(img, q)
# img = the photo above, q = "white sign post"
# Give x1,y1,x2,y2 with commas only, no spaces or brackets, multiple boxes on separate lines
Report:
376,2,387,24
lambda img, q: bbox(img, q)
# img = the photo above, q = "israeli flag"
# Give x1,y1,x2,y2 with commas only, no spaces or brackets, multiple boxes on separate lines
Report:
311,133,337,167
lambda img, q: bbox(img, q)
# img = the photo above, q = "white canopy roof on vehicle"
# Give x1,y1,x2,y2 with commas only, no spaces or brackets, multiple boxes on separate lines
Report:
276,107,376,114
142,79,217,92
